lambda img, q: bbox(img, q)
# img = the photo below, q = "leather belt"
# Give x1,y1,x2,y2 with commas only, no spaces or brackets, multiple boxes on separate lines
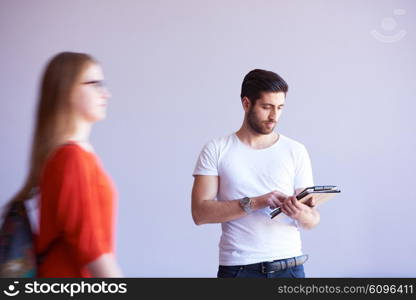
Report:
242,255,309,274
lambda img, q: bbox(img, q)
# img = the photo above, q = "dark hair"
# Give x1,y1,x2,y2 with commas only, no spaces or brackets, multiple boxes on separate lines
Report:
240,69,288,104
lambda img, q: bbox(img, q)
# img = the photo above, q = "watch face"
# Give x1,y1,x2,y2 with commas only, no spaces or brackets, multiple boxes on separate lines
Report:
242,197,250,205
240,197,252,213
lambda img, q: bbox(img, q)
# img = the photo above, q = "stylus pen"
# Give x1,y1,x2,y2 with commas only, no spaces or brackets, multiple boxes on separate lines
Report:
270,194,302,219
270,192,304,219
270,207,282,219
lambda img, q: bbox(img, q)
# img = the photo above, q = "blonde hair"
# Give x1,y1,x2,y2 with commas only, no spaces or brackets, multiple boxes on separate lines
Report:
11,52,97,203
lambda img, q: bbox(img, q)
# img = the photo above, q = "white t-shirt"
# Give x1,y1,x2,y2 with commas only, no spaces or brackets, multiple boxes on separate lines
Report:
193,133,314,266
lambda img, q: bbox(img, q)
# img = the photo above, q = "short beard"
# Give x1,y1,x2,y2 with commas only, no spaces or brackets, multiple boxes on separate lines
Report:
247,107,275,135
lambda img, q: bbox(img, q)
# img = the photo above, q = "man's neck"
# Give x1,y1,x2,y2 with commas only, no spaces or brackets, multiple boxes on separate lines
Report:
235,123,279,150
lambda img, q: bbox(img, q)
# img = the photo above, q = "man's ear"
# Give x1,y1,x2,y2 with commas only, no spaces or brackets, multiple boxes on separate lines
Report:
241,97,252,113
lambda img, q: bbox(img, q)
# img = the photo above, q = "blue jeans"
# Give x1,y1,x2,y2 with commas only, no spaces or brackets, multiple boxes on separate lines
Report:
217,264,305,278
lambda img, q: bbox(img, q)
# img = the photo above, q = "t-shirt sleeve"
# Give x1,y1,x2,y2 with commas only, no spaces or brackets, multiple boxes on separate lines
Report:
192,140,219,176
294,145,314,189
41,146,109,267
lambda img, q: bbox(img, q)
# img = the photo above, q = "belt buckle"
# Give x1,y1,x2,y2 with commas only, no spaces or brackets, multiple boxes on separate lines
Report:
262,262,280,274
261,256,307,274
261,263,267,274
261,263,276,274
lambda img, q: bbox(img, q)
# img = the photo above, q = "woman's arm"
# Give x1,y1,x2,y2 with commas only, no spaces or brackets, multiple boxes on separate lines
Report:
86,253,123,277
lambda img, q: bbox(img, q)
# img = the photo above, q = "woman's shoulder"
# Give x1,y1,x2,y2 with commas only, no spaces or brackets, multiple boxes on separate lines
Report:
52,142,90,158
45,143,95,170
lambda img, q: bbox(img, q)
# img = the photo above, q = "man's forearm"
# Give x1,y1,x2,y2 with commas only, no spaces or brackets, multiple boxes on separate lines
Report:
192,199,247,225
192,191,282,225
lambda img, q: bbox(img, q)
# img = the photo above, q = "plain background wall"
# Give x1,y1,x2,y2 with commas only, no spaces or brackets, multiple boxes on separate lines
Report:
1,0,415,277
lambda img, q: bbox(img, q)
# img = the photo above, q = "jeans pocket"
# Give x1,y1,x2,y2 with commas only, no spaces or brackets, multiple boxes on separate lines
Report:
217,266,243,278
289,265,305,278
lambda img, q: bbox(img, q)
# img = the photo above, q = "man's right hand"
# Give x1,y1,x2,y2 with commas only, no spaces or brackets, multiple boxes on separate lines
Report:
252,191,288,210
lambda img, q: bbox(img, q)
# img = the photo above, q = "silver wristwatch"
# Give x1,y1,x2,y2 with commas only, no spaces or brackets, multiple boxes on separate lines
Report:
239,197,253,214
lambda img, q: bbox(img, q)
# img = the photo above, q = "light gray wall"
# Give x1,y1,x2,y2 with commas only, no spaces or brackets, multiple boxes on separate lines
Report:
1,0,415,277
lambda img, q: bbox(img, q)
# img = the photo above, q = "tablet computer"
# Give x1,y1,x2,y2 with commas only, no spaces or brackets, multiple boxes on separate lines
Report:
270,185,341,219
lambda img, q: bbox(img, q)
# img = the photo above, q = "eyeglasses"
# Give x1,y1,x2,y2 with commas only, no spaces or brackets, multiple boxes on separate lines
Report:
81,80,107,90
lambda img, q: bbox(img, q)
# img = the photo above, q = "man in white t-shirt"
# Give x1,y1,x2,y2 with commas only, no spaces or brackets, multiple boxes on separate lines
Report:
192,69,320,278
